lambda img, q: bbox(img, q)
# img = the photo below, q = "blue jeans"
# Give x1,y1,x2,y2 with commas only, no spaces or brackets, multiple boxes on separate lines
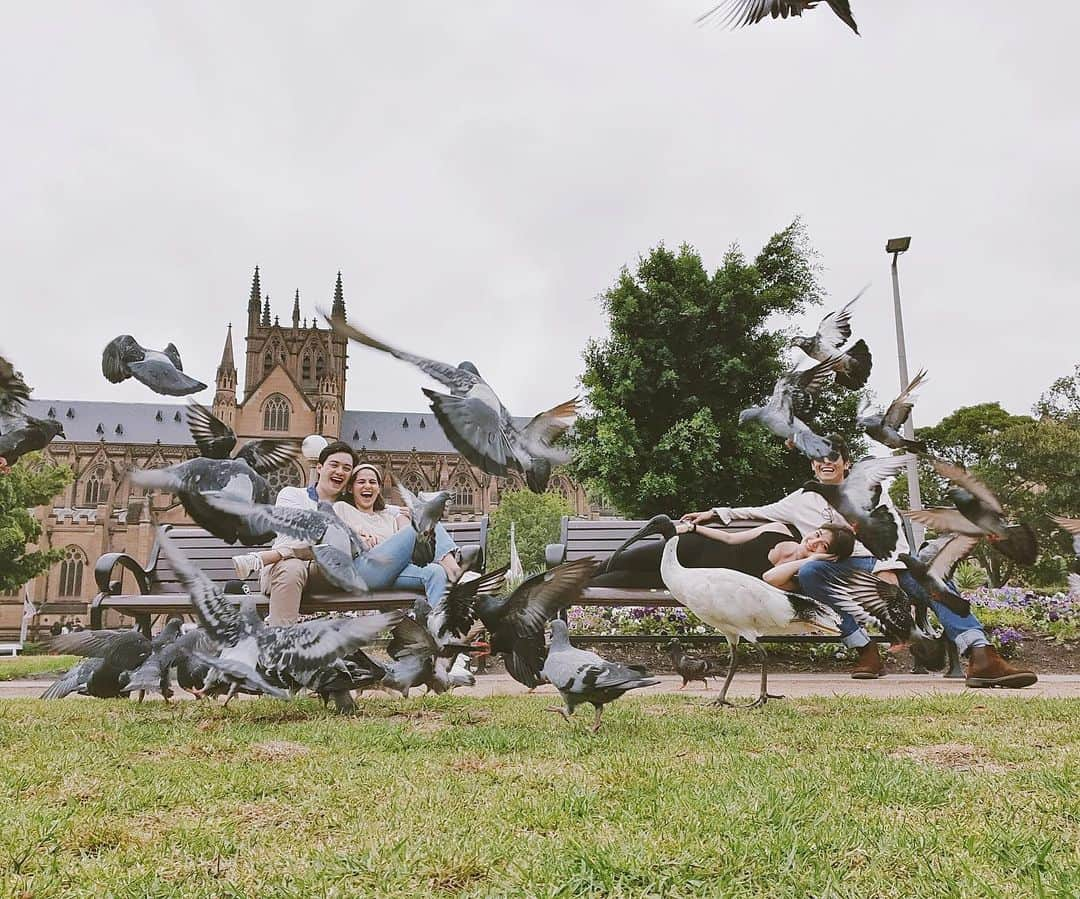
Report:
352,524,457,608
797,556,989,655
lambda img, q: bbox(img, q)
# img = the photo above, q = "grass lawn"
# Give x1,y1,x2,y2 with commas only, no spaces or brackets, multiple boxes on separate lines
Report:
1,693,1077,898
0,655,79,682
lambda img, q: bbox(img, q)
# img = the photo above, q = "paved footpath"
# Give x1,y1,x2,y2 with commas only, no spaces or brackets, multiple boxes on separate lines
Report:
4,672,1080,700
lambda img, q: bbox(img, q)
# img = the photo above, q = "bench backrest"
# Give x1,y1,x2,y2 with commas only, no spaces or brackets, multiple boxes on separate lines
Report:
558,516,758,564
145,518,489,594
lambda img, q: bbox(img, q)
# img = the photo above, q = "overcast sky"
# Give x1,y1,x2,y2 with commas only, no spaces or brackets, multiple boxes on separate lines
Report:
4,2,1077,429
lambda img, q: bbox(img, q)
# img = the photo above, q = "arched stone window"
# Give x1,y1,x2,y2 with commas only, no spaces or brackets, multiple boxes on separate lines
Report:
58,545,87,597
82,466,106,506
452,479,474,508
402,472,424,496
264,461,306,502
316,355,326,381
302,354,312,381
263,352,273,376
263,394,291,432
550,477,572,501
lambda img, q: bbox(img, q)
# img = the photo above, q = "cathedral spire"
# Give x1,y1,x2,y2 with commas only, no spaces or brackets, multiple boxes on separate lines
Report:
217,323,235,374
331,271,346,319
248,266,261,314
292,290,301,328
262,295,271,327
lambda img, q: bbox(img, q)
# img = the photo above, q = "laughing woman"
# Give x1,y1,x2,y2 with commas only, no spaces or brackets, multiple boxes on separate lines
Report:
333,463,464,604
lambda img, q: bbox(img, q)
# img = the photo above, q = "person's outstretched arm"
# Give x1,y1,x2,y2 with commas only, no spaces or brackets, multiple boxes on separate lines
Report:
684,521,790,545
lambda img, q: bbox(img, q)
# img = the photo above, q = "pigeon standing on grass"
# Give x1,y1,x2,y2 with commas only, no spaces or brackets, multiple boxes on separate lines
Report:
321,311,578,492
124,624,217,701
858,370,928,453
101,335,207,396
739,355,845,460
904,460,1039,565
541,620,659,733
697,0,859,35
791,290,873,388
801,455,914,559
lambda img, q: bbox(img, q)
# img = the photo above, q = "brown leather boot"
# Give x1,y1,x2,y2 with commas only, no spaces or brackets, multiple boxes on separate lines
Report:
850,642,884,679
966,645,1038,688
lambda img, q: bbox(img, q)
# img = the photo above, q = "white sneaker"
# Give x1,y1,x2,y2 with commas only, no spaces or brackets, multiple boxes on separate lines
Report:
232,553,263,580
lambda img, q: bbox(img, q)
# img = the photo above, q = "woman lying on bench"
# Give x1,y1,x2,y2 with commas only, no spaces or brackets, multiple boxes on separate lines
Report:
591,520,855,590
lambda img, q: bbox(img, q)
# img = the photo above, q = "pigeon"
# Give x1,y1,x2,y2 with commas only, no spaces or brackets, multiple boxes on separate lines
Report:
124,623,217,701
791,290,873,389
666,638,713,689
858,370,928,453
157,528,398,708
823,568,937,647
0,415,65,467
427,564,510,653
308,651,387,711
321,311,577,492
186,402,300,472
542,620,659,733
102,335,207,396
473,558,597,688
897,533,978,617
904,459,1038,565
610,515,839,708
203,491,368,592
379,614,476,697
801,455,914,559
1050,516,1080,594
0,353,31,418
697,0,859,35
43,620,182,699
388,476,451,566
739,355,846,460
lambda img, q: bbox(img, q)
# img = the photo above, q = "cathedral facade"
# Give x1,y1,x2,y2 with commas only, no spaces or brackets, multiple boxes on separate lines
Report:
1,269,592,638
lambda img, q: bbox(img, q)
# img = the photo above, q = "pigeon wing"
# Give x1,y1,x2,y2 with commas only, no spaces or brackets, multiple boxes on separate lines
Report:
0,354,31,417
697,0,789,28
186,402,236,458
816,291,864,350
930,460,1004,515
519,396,579,459
924,534,979,580
41,658,103,699
162,343,185,371
1050,515,1080,557
385,614,439,662
235,439,302,475
844,455,914,512
264,611,401,674
826,569,916,643
423,388,514,476
156,529,241,646
205,494,330,544
904,507,977,534
882,369,928,430
51,628,149,660
437,565,510,639
498,558,596,641
101,335,143,383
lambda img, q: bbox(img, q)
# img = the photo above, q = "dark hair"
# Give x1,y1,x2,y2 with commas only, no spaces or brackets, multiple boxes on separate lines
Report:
824,434,852,462
344,464,386,512
318,441,358,467
821,523,856,560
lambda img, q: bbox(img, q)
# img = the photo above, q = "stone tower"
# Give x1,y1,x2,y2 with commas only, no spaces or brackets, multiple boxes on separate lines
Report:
212,323,238,429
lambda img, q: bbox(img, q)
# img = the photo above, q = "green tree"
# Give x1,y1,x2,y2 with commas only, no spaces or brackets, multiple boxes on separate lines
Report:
487,489,573,574
0,453,73,592
571,220,866,518
1035,363,1080,424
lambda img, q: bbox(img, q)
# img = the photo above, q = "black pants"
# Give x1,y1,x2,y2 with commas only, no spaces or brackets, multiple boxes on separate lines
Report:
590,533,743,589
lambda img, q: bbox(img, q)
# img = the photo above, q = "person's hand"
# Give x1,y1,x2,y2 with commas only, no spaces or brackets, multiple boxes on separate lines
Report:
0,457,9,475
293,546,315,562
681,510,716,525
809,552,838,562
358,532,382,550
397,505,413,521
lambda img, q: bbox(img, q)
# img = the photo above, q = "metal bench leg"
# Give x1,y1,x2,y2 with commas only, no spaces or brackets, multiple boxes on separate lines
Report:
138,615,152,639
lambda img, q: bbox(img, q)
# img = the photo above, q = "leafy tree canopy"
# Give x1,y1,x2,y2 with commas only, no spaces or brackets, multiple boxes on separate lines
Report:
571,219,866,518
0,453,73,593
487,489,573,575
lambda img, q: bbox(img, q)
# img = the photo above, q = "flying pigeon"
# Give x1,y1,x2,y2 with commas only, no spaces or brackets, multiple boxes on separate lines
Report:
157,528,398,708
43,620,182,700
203,491,368,592
186,402,300,472
102,335,207,396
0,415,65,468
321,311,578,492
388,476,451,566
124,624,217,701
697,0,859,35
427,565,510,653
801,455,914,559
791,290,873,389
542,620,659,733
0,353,31,418
904,460,1038,565
823,568,937,648
473,558,597,688
666,638,713,689
611,515,840,707
739,354,846,460
379,614,476,697
897,533,978,617
858,370,928,453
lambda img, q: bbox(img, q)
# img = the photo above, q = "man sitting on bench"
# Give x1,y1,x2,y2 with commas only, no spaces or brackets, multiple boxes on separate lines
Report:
682,435,1037,688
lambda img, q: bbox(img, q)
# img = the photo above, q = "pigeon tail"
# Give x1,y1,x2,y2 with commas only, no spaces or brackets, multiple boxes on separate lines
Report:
834,339,872,390
859,505,900,560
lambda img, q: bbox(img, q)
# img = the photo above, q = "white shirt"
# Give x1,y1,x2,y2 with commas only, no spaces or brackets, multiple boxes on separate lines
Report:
333,502,403,542
270,486,320,552
714,488,909,573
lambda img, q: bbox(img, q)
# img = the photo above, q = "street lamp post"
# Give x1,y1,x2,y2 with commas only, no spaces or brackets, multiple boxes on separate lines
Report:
886,236,924,549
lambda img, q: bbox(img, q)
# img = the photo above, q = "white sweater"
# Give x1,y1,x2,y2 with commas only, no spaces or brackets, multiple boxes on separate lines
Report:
713,489,909,573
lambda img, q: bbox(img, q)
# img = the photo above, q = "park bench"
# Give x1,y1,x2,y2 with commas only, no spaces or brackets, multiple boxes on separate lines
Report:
91,518,488,636
545,516,887,649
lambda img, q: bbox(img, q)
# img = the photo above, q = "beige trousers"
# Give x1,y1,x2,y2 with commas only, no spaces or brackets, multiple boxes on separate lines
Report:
261,558,335,626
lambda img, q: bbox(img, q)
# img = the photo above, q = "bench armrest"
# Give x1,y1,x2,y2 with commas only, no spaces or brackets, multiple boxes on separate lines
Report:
94,552,151,596
545,543,567,569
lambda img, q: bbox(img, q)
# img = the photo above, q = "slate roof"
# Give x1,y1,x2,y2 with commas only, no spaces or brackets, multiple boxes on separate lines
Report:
7,399,529,455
